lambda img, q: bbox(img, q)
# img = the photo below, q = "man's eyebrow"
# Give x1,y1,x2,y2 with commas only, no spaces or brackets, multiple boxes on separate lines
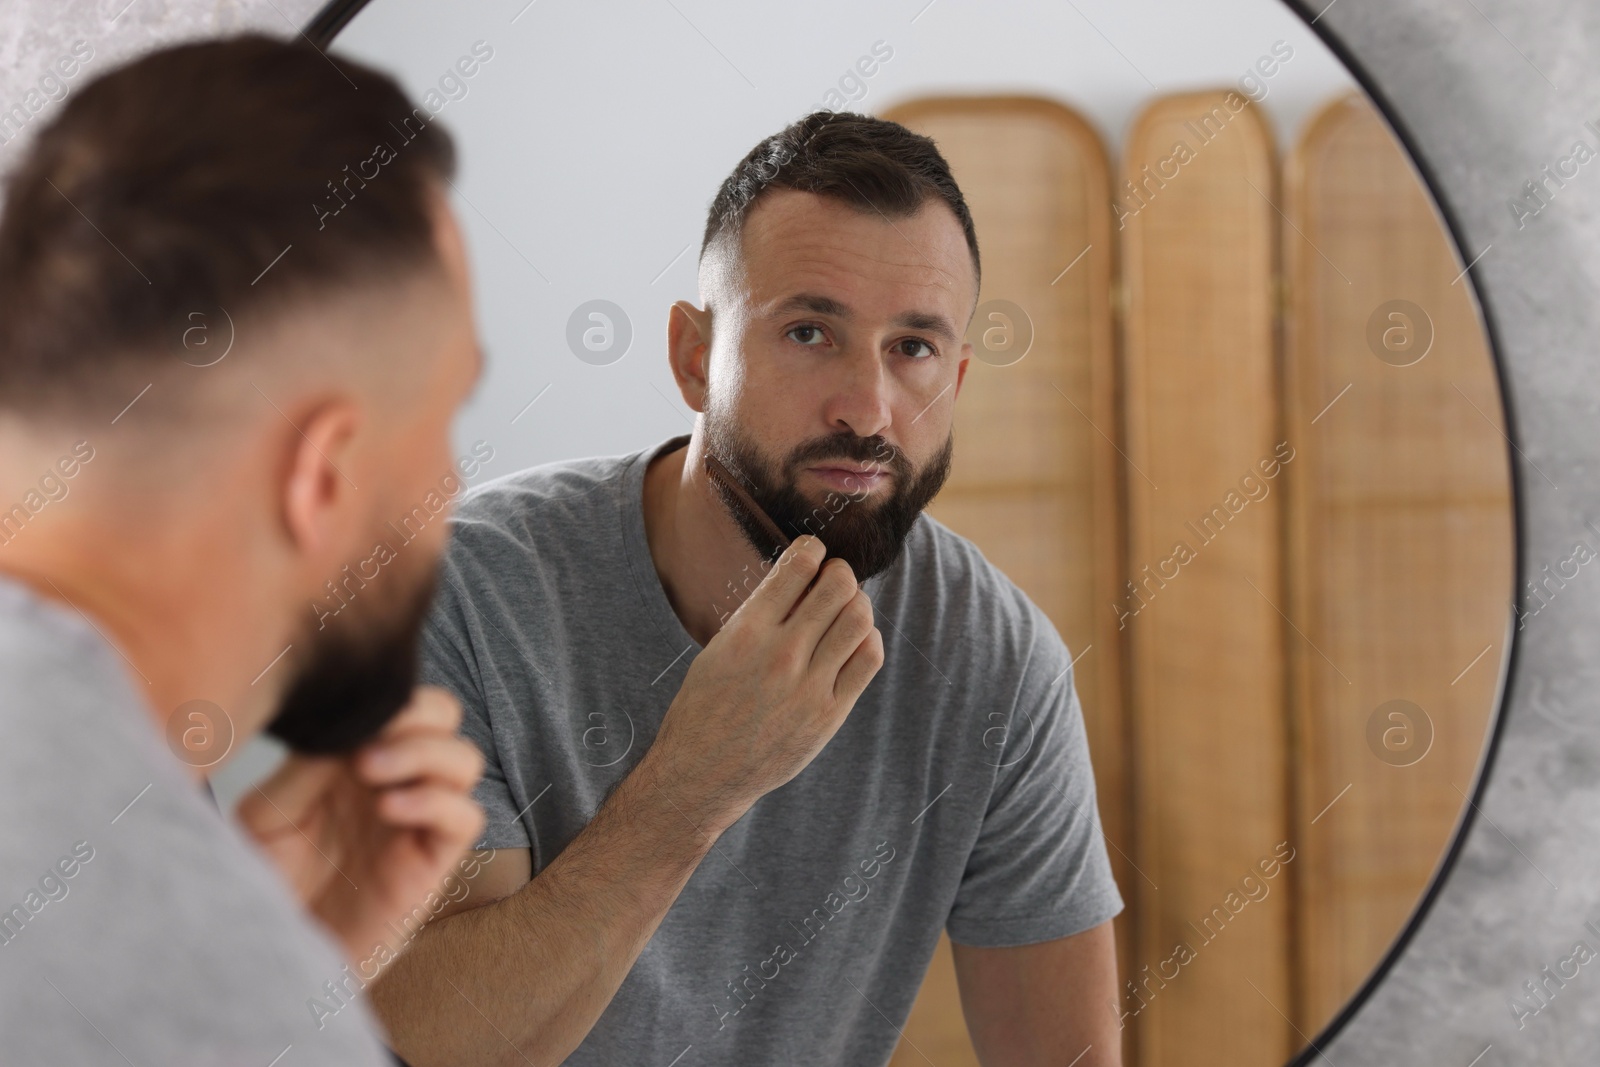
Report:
773,293,851,319
771,293,960,341
892,310,959,341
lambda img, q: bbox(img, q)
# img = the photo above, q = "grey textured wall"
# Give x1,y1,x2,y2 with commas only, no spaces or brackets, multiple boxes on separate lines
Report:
1305,1,1600,1063
0,0,322,176
1,0,1589,1062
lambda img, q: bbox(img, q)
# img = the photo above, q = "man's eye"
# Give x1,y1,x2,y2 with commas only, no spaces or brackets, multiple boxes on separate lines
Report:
787,325,826,345
897,338,936,359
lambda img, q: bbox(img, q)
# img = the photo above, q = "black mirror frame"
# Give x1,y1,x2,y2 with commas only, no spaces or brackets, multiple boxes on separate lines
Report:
302,2,1528,1061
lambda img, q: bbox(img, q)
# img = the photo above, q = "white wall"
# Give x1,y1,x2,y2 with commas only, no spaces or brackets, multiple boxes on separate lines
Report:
331,0,1358,481
164,0,1359,807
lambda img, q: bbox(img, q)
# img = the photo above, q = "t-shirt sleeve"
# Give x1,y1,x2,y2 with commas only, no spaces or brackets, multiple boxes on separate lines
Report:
945,626,1125,947
418,546,532,851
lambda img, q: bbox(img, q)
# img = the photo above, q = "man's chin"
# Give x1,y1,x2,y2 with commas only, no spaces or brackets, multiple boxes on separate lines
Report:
265,567,438,754
705,420,951,578
786,486,883,533
265,657,415,756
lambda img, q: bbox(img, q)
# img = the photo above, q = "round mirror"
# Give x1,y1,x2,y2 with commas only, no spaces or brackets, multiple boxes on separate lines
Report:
277,1,1518,1062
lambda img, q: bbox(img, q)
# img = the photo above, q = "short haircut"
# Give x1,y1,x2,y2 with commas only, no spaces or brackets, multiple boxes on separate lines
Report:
700,110,980,289
0,33,456,413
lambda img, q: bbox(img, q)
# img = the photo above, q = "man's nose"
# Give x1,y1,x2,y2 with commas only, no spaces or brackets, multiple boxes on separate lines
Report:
823,346,893,440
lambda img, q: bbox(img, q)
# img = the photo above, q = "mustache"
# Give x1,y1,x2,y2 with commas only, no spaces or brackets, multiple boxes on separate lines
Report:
785,433,911,478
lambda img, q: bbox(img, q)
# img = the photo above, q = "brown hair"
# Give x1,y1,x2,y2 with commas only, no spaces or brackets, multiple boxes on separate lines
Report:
700,110,980,288
0,33,456,412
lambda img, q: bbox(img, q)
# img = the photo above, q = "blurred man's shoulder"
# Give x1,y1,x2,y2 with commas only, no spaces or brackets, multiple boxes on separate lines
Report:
0,576,393,1064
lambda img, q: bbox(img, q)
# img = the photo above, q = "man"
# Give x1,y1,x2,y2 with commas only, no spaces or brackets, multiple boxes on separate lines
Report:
372,112,1125,1066
0,38,876,1064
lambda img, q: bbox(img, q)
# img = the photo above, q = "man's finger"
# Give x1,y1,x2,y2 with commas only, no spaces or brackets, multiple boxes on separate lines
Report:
368,686,463,741
736,535,827,625
376,784,485,844
357,733,485,791
233,754,341,828
810,587,877,678
785,557,860,643
833,626,885,706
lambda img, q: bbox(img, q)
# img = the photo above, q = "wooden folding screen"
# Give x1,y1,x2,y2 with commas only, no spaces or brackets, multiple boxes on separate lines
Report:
1118,90,1292,1066
1282,91,1513,1034
882,96,1126,1066
876,88,1511,1067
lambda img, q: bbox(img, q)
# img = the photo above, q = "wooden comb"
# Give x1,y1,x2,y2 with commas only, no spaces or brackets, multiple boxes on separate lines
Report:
704,453,793,559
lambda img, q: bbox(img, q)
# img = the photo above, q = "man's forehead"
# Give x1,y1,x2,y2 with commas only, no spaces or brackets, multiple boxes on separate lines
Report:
738,189,976,309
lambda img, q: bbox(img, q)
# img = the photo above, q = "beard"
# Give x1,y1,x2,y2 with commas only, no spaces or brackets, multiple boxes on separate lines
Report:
264,554,438,756
704,411,954,581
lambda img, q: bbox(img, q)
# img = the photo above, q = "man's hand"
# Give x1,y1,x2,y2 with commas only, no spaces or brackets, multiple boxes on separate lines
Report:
645,534,885,832
368,536,886,1067
234,686,485,968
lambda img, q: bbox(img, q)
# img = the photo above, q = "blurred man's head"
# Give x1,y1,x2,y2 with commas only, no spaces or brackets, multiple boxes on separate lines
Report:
0,35,481,755
674,111,979,580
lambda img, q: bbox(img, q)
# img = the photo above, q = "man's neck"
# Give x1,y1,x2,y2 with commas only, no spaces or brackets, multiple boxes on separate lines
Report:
0,501,287,784
641,433,777,647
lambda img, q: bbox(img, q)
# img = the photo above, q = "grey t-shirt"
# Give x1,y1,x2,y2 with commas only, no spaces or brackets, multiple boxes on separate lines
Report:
0,574,394,1066
422,434,1124,1065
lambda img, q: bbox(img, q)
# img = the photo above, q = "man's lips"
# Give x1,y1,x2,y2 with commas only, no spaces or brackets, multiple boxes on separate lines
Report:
805,464,890,492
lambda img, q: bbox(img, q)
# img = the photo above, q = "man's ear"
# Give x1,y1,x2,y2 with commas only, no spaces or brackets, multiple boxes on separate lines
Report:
666,300,713,414
953,340,973,401
279,398,364,561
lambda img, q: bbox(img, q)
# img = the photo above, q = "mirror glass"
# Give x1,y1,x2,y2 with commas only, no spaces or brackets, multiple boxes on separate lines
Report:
252,0,1517,1062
